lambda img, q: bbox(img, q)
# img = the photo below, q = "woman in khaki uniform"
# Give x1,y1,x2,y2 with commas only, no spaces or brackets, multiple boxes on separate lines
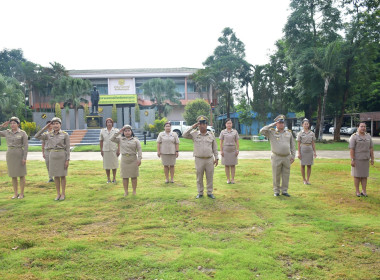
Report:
35,117,70,201
111,125,142,196
100,118,120,183
0,117,28,199
219,118,239,184
297,118,317,185
157,122,179,183
349,122,374,197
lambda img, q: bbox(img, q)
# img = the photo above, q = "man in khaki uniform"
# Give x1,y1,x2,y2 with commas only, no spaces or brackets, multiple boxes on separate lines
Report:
183,116,219,199
260,115,295,197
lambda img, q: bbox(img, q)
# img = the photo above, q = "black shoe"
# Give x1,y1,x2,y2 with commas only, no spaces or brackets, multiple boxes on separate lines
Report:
282,193,291,197
207,194,216,199
360,192,368,197
48,178,54,183
274,193,280,197
196,194,204,199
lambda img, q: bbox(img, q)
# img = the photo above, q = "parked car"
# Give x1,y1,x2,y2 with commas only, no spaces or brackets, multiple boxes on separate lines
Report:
329,127,335,134
170,121,189,137
292,126,301,132
340,127,348,134
345,127,357,135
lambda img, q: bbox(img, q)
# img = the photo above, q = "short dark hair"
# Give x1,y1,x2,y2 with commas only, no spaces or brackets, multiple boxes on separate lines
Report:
46,121,51,124
357,122,366,127
164,122,171,126
225,118,232,124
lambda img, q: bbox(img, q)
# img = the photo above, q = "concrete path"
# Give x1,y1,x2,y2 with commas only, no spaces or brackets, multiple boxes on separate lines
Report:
1,151,379,161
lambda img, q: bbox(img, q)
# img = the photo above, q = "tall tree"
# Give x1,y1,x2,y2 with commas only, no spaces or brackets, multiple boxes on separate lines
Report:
313,40,342,139
0,74,25,122
140,78,181,119
284,0,342,138
197,27,252,119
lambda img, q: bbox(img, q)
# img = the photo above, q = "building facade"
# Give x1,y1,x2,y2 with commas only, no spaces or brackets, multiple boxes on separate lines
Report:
69,68,213,128
30,68,214,129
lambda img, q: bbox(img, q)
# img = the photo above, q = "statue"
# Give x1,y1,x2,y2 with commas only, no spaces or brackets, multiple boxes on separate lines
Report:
91,86,100,113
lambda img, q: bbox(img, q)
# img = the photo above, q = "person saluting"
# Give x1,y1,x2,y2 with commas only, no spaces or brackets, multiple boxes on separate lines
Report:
35,117,70,201
260,115,295,197
183,116,218,199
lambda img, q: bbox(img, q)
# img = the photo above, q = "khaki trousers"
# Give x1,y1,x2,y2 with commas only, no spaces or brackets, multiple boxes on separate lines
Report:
195,157,214,195
271,154,291,194
44,150,50,171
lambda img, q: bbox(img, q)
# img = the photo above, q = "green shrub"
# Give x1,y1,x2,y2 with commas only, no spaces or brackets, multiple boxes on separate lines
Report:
149,118,167,133
83,103,89,121
144,122,150,132
55,103,62,119
135,103,140,122
112,104,117,123
21,121,37,137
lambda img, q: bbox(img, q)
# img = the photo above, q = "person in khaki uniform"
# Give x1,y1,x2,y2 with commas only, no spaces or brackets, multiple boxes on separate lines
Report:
0,117,28,199
157,122,180,183
260,115,295,197
100,118,120,184
183,116,218,199
349,122,375,197
297,118,317,185
35,117,70,201
219,118,239,184
41,120,54,183
111,125,142,196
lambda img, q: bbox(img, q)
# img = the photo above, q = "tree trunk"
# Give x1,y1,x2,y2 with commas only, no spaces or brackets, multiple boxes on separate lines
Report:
318,77,330,140
315,94,322,140
335,59,352,141
75,107,79,130
226,90,230,119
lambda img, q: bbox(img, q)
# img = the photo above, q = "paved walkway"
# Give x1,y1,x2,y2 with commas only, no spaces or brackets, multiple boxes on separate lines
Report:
1,151,379,161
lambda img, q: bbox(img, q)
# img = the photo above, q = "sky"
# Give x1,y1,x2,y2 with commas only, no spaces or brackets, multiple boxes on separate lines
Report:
1,0,291,71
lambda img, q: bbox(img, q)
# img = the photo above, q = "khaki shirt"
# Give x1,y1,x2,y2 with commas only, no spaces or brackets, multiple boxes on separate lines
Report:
260,124,295,159
156,131,180,154
183,127,218,159
42,130,54,150
349,133,373,160
111,132,142,160
99,127,119,152
35,129,70,161
297,131,316,145
219,129,239,146
0,128,29,160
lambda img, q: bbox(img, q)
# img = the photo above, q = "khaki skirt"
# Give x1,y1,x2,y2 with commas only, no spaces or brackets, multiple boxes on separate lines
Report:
103,151,119,170
351,159,369,178
6,148,27,177
161,154,176,166
300,145,314,166
222,145,238,166
49,150,68,177
120,154,139,178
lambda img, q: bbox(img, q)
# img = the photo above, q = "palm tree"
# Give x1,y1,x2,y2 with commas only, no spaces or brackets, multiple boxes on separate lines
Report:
140,78,181,119
313,40,342,140
52,76,91,129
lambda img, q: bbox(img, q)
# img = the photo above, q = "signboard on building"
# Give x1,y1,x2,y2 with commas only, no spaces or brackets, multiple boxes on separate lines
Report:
108,78,135,95
99,94,137,105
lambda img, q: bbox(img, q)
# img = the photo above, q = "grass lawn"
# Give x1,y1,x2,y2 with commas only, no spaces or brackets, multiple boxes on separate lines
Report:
2,137,380,152
0,159,379,279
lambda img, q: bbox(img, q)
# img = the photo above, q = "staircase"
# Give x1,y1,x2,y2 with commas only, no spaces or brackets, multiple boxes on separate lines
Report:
29,129,155,146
